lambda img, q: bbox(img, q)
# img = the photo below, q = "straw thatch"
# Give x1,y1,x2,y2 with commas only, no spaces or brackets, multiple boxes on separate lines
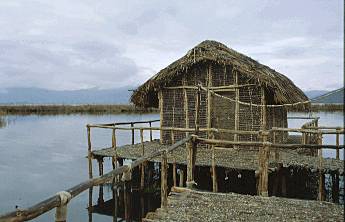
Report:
131,40,308,108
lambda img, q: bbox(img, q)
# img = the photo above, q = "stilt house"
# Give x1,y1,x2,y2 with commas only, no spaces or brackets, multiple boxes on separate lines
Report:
131,40,308,145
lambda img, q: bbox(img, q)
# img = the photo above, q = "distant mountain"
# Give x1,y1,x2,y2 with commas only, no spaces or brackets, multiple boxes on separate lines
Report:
304,90,329,99
0,87,136,104
311,88,344,104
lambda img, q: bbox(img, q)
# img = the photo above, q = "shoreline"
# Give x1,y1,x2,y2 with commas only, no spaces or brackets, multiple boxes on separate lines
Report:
0,104,159,115
0,103,342,116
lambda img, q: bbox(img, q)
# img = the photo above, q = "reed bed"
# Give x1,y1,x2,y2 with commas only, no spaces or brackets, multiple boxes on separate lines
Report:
288,103,343,112
0,104,158,115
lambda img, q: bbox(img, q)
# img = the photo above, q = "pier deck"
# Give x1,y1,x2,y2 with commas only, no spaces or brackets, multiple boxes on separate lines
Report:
144,188,344,221
92,140,344,174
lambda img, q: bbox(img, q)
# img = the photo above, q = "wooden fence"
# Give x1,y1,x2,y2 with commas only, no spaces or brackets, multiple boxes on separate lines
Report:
1,118,343,221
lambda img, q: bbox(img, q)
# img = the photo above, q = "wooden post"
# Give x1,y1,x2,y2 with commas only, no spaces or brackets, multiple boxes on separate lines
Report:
131,123,135,145
207,65,212,145
149,122,153,141
159,91,164,144
195,85,201,133
55,192,71,222
112,128,117,170
97,158,104,205
234,71,239,148
318,132,324,201
171,130,175,144
259,131,269,197
161,150,168,208
186,141,194,189
140,129,145,190
122,170,132,222
261,88,267,130
87,126,93,179
332,172,339,203
112,176,118,220
179,170,184,187
273,131,279,161
173,159,177,187
212,143,217,192
211,133,217,192
336,128,340,160
183,77,189,137
88,187,93,222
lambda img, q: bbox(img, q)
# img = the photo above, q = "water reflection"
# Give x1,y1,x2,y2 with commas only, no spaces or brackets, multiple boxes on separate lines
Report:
88,179,161,221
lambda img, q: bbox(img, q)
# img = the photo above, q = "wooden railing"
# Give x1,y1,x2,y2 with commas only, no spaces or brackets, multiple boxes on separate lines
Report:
87,120,344,200
1,119,343,221
0,134,193,222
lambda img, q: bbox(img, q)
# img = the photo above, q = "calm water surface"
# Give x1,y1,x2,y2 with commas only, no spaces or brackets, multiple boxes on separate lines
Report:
0,114,160,221
0,112,343,221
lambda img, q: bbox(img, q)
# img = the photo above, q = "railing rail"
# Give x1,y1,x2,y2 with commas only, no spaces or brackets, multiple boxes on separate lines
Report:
2,117,344,221
0,134,193,222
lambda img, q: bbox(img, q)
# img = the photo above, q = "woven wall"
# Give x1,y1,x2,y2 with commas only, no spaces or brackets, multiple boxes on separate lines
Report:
160,63,288,145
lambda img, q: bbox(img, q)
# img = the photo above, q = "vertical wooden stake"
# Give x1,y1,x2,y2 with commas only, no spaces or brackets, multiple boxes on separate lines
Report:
212,144,217,192
179,170,184,187
186,141,196,189
273,131,280,161
161,150,168,208
131,123,135,145
318,132,324,201
87,126,93,179
234,71,239,148
261,88,267,130
112,128,117,170
112,176,118,221
140,129,145,190
159,91,164,144
195,85,201,134
260,131,269,197
183,76,189,137
207,65,212,145
55,205,68,222
88,187,93,222
211,132,217,192
336,129,340,160
149,122,153,141
173,159,177,187
97,158,104,205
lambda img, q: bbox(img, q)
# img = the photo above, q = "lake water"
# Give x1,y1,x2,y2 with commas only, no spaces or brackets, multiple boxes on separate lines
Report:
0,112,343,221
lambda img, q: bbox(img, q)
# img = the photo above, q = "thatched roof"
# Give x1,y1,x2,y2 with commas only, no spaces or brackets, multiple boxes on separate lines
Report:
131,40,308,108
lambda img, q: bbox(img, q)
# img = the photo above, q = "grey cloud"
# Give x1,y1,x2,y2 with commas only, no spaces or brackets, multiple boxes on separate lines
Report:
0,0,342,91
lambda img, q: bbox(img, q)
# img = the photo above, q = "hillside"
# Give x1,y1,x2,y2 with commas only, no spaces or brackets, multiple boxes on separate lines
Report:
311,87,344,104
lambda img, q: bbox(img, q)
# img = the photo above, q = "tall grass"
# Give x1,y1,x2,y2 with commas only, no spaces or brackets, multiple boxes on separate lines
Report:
0,104,158,115
287,103,343,112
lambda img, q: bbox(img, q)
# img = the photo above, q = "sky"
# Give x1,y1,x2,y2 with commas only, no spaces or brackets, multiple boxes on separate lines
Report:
0,0,343,91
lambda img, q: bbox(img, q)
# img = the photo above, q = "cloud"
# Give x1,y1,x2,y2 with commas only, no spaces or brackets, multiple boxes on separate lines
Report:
0,0,342,91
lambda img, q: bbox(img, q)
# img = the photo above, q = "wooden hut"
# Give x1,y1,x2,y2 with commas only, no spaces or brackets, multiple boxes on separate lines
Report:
131,40,308,145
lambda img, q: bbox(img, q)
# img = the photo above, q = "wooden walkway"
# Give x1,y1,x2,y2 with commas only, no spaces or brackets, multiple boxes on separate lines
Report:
92,140,344,174
144,188,344,221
